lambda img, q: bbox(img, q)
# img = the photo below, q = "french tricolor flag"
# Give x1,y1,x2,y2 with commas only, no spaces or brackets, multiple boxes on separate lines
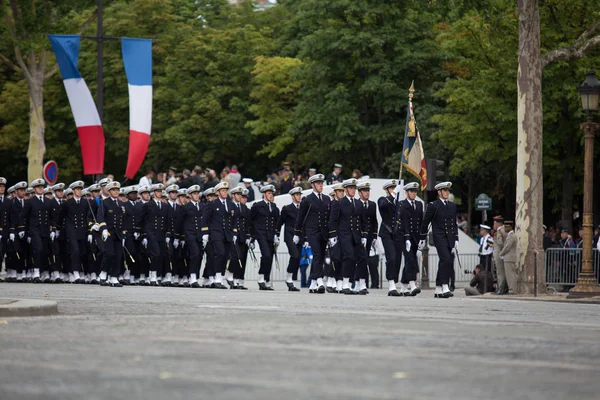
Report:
49,35,105,175
121,38,153,180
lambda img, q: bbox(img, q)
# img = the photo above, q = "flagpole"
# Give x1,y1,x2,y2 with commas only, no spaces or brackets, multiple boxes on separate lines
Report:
393,82,414,233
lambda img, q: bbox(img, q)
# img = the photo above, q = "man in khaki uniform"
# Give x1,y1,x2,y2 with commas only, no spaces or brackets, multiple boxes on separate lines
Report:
493,216,507,294
499,221,517,293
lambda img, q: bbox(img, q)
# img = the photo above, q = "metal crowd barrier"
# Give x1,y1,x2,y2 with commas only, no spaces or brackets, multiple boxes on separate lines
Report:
544,248,600,287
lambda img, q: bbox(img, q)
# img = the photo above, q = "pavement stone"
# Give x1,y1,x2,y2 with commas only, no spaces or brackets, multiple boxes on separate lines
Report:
0,282,599,400
0,298,58,317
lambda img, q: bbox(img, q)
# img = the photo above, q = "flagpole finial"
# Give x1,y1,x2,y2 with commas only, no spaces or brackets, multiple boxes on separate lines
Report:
408,81,415,102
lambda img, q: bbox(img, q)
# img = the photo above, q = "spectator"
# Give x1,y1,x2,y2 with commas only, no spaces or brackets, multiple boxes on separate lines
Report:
180,169,193,188
593,225,600,249
166,167,178,185
204,169,219,188
326,163,343,184
307,168,317,178
464,265,495,296
351,169,363,179
559,229,576,248
242,178,255,202
139,169,154,187
220,167,232,186
576,226,584,248
229,165,241,187
191,166,204,186
278,168,293,194
157,172,166,185
543,224,553,250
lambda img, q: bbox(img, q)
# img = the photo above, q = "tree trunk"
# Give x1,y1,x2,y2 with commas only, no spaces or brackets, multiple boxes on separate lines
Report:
26,61,46,183
515,0,546,294
560,133,574,233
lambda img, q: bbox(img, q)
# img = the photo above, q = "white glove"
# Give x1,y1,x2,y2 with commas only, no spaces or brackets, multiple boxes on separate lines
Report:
293,235,300,244
303,242,309,249
92,224,100,232
56,230,60,239
325,256,331,265
166,237,171,245
142,238,148,248
101,230,109,241
173,239,179,249
329,237,337,247
274,235,280,246
50,231,56,241
405,240,411,252
202,234,209,247
249,241,255,250
361,238,367,247
0,235,2,241
87,234,93,244
418,239,426,250
181,240,185,249
245,238,251,246
597,240,600,250
9,233,15,242
122,238,126,247
19,231,25,239
27,237,31,244
233,235,238,244
134,232,140,240
394,185,402,194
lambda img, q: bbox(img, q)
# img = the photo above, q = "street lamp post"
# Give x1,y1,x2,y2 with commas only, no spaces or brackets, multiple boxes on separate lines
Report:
568,69,600,299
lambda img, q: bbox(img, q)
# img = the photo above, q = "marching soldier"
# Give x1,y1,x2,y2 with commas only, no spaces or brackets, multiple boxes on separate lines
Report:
227,186,248,289
18,178,56,283
293,174,330,294
201,187,217,287
325,184,344,292
478,224,494,272
97,181,127,287
235,188,251,290
250,184,280,290
87,184,105,284
164,184,181,286
357,181,379,289
182,185,205,288
64,181,90,284
135,185,151,285
202,182,238,289
176,188,190,286
398,182,423,296
51,183,67,283
419,182,459,298
7,183,27,281
278,187,303,291
140,184,169,286
123,186,140,285
0,177,11,280
377,180,404,296
328,178,368,295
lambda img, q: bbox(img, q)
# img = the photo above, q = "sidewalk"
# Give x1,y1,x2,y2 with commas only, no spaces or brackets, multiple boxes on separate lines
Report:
0,298,58,317
472,292,600,304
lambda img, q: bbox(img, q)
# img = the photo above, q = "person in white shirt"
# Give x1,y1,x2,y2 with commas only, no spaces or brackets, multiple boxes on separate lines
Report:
139,170,154,187
478,224,494,272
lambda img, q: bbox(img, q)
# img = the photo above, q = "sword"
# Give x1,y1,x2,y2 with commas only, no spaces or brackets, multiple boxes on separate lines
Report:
454,247,463,272
273,243,280,271
249,245,259,265
233,242,244,270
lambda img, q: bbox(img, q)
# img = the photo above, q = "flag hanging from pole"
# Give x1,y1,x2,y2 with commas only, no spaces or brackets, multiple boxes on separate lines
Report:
121,38,153,180
401,83,427,190
48,34,105,175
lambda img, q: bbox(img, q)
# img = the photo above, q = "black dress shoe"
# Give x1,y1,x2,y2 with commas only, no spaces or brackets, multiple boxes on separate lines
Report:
358,288,368,295
191,282,201,288
150,281,159,287
443,291,454,298
434,293,448,298
265,286,274,291
161,281,172,287
100,279,108,286
226,279,235,288
238,285,248,290
317,285,326,294
341,288,354,295
326,287,335,293
258,282,269,290
109,282,123,287
388,290,401,297
288,286,300,292
410,287,422,296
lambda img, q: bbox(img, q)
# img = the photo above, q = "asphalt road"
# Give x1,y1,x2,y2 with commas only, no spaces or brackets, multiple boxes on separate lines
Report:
1,282,599,400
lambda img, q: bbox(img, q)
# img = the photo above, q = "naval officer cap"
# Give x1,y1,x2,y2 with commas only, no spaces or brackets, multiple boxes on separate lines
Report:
43,186,52,194
69,181,84,190
166,184,179,193
434,181,452,190
187,185,201,195
106,181,121,191
242,188,249,197
342,178,358,188
14,181,27,190
52,183,65,191
334,163,342,169
308,174,325,184
64,188,72,196
88,183,101,192
260,184,276,193
229,186,243,195
151,183,164,191
98,177,112,187
215,181,229,191
31,178,45,188
203,187,216,197
26,187,33,194
403,182,419,191
0,177,7,185
125,186,138,195
242,178,253,184
357,181,371,191
81,188,88,196
333,184,344,191
119,187,125,196
382,179,398,190
177,189,187,197
289,187,302,195
327,188,336,196
138,185,150,194
7,185,15,194
480,224,491,231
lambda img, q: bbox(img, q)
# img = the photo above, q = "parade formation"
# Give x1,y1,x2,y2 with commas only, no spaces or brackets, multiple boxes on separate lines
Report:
0,174,460,298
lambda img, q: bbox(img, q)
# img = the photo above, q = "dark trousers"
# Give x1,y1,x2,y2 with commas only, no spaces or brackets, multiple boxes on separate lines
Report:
367,255,380,288
139,239,150,277
6,238,25,273
69,238,87,273
308,235,326,280
186,236,204,276
435,241,454,286
341,237,367,279
285,238,302,277
91,232,104,275
102,236,123,277
212,239,231,276
480,254,493,272
230,242,248,280
382,234,403,283
401,240,419,284
203,242,214,278
30,234,50,272
124,233,140,278
147,236,166,274
257,237,274,282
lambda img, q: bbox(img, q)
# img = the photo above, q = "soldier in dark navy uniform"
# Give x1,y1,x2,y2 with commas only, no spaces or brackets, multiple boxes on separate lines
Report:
7,182,27,281
235,188,251,290
202,181,239,289
328,178,368,295
18,178,56,282
200,187,217,287
97,181,127,287
181,185,205,288
134,185,151,285
87,184,105,284
294,173,330,293
324,185,344,292
122,186,139,285
398,182,423,296
164,184,181,286
377,179,404,296
139,183,169,286
357,181,379,289
0,177,11,280
51,183,67,283
278,187,303,291
250,184,280,290
227,186,248,289
420,182,459,298
63,181,89,283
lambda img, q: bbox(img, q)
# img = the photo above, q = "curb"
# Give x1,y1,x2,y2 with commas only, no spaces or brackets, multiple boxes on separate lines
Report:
0,299,59,317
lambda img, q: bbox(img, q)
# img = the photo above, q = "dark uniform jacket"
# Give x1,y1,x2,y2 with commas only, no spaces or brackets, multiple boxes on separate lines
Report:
377,194,400,238
141,200,169,241
250,200,280,242
295,192,330,240
360,199,378,246
10,197,26,234
19,195,55,237
420,199,458,248
166,201,182,240
278,203,300,243
202,198,239,243
0,194,11,237
64,197,90,240
399,198,423,244
182,201,205,239
328,196,367,245
235,202,251,242
97,197,125,237
123,200,138,234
